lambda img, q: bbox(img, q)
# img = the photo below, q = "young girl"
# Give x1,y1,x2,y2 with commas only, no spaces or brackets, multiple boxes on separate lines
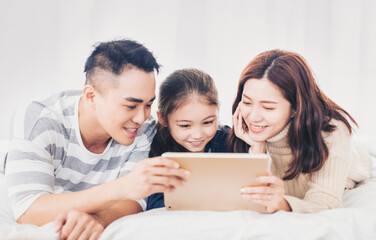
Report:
147,68,229,210
230,49,371,213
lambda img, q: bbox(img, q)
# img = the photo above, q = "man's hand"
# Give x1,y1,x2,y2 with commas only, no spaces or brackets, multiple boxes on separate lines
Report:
54,209,104,240
116,156,190,201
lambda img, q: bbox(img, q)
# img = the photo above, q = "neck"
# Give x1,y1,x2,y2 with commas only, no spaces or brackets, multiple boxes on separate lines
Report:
78,97,111,154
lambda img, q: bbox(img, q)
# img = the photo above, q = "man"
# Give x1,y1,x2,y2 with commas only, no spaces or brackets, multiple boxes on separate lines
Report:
5,39,188,239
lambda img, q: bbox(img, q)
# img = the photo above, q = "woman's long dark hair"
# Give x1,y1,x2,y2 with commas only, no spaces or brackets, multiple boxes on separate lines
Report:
149,68,218,157
228,50,357,180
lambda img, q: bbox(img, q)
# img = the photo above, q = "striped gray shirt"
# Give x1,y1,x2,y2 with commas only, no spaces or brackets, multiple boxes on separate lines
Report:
5,90,156,220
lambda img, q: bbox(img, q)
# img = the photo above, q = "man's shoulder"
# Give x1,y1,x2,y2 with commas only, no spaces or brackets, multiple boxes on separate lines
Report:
138,115,157,136
12,90,81,140
22,90,81,116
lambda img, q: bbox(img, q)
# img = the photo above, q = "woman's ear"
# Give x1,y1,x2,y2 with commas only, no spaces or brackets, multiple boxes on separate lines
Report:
157,111,168,127
290,109,296,119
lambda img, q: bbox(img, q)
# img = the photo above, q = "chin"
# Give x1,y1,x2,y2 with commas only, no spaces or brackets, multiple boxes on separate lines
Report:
116,137,135,146
248,134,268,143
187,147,204,153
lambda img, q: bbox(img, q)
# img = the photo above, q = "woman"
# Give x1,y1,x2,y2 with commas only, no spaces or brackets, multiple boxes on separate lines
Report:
229,49,371,213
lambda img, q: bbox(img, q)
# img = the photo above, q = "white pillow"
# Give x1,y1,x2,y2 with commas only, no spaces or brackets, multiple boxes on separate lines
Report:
0,140,9,174
354,134,376,157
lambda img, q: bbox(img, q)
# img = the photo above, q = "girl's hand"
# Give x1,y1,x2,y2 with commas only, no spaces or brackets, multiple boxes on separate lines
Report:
240,173,290,213
232,105,266,153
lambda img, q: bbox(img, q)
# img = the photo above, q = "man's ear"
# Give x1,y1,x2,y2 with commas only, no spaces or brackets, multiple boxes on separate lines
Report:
83,85,97,109
157,111,168,127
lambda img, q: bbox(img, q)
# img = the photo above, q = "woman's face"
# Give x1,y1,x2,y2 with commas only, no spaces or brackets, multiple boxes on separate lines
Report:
166,97,218,152
239,78,293,142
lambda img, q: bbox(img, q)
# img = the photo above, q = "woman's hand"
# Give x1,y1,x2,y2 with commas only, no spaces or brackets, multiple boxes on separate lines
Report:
232,105,266,153
240,173,291,213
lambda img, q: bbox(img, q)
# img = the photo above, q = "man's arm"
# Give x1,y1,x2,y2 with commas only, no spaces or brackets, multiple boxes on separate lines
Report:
17,157,188,226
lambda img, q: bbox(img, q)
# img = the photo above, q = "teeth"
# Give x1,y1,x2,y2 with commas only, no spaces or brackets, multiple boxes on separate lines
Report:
126,128,137,132
252,125,266,129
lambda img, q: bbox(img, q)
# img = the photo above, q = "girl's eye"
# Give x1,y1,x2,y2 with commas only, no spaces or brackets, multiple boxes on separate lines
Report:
263,106,275,110
203,121,214,125
178,124,190,128
242,100,252,105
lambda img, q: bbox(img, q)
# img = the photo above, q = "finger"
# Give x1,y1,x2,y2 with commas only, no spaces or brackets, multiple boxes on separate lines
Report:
237,110,245,134
149,184,175,194
88,230,102,240
150,166,190,181
67,217,86,240
232,105,239,123
60,214,78,240
54,212,67,233
233,108,243,135
148,175,185,189
148,157,180,169
241,186,274,194
242,193,273,201
77,223,94,240
255,175,282,186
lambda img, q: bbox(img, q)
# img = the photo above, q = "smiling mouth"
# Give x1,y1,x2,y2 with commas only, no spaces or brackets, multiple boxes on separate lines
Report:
125,128,137,132
124,127,138,136
249,124,267,133
187,140,204,147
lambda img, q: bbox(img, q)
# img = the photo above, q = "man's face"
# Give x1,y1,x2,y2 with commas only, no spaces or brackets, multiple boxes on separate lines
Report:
93,67,156,146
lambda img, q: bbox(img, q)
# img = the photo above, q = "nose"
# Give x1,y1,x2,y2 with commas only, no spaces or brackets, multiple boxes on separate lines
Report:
191,126,203,140
248,106,263,122
132,107,149,125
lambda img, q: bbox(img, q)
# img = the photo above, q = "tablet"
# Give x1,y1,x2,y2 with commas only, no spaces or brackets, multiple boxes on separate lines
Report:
162,152,270,212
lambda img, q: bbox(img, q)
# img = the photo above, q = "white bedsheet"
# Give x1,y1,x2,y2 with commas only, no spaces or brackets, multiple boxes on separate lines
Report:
1,160,375,240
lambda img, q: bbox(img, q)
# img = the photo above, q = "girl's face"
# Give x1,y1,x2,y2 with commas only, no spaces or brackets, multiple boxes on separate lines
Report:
166,97,218,152
239,78,293,142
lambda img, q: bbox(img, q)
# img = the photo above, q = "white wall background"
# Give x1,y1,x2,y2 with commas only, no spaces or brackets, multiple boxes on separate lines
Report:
0,0,375,140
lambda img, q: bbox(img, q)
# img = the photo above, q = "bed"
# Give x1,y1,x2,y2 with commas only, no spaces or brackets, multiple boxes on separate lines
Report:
1,140,376,240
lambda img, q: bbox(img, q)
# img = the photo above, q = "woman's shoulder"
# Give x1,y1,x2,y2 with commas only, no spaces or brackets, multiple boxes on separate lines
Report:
322,117,353,149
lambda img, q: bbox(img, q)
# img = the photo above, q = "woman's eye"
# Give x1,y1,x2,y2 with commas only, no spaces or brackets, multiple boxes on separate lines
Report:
242,100,251,105
178,124,190,128
203,121,214,125
263,106,275,110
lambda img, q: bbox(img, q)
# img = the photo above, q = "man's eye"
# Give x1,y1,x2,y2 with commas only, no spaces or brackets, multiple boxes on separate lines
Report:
126,105,136,110
146,104,152,108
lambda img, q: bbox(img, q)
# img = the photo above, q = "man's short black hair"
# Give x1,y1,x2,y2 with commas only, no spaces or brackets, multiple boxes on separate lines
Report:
84,39,160,87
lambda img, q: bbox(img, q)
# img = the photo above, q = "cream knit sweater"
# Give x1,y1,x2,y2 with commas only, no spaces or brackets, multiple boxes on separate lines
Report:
266,119,372,213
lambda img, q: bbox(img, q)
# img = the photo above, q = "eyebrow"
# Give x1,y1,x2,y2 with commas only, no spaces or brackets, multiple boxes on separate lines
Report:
242,93,278,104
124,96,156,103
176,115,217,123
